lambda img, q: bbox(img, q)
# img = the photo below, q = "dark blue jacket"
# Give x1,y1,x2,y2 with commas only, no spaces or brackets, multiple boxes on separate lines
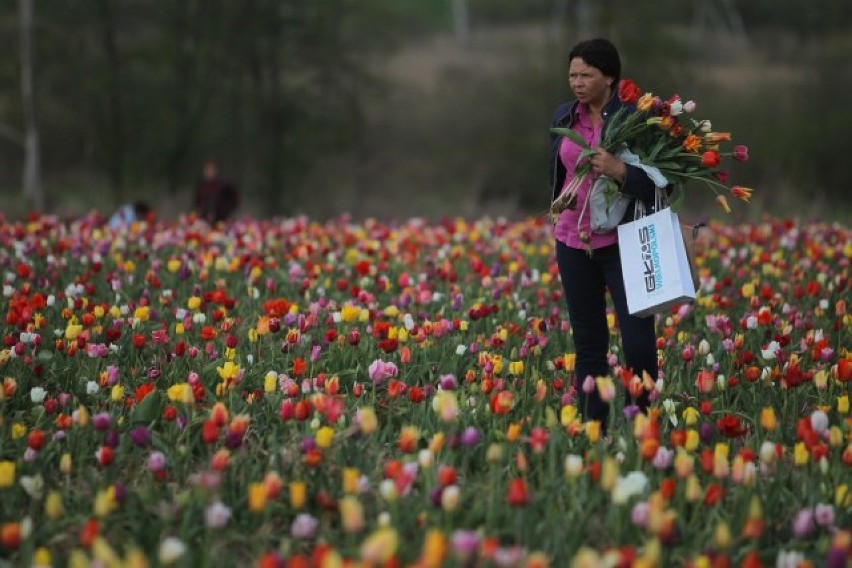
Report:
549,91,658,221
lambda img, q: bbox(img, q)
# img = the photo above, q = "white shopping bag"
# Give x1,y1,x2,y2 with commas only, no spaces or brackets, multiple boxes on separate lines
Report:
617,206,696,317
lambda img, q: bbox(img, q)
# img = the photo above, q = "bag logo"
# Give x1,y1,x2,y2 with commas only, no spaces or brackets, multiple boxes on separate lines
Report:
638,224,662,293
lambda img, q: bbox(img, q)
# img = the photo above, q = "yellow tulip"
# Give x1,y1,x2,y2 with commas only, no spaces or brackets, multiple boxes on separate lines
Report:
0,461,14,488
65,322,83,340
560,405,578,426
94,486,118,518
360,527,398,563
339,496,365,533
92,536,121,566
358,407,378,435
714,521,731,549
793,442,809,466
420,529,447,568
586,421,601,444
836,484,850,507
315,426,334,449
486,443,503,462
111,385,124,402
60,453,72,475
684,429,700,452
600,457,617,491
263,372,277,394
506,422,522,443
685,475,702,502
134,306,150,321
343,468,360,495
760,407,777,431
33,548,52,567
45,490,64,519
290,481,307,509
166,383,193,404
340,305,361,323
248,482,266,513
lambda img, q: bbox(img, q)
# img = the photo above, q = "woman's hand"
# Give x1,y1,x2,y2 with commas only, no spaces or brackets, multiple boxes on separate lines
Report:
589,147,626,184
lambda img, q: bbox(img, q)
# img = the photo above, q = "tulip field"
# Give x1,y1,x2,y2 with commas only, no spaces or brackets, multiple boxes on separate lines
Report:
0,212,850,567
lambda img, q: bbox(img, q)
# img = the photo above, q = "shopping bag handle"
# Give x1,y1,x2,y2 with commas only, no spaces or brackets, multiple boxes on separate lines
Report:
632,187,667,220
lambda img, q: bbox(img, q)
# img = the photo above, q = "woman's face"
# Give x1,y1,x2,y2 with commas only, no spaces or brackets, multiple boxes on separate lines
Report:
568,58,613,107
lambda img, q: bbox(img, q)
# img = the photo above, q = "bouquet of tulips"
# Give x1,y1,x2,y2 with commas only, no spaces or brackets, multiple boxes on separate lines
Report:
550,79,754,221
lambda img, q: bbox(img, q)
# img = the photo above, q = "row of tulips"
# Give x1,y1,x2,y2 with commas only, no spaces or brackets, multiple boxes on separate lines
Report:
0,211,850,567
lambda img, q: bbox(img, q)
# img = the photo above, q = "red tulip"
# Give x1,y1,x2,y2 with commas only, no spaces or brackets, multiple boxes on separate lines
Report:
701,150,720,168
837,358,852,382
408,386,424,403
703,483,725,506
716,414,748,438
95,446,115,467
506,477,530,507
618,79,642,104
27,429,45,451
201,420,219,444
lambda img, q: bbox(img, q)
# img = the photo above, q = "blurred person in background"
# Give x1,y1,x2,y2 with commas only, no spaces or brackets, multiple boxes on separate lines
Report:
108,201,153,229
193,160,239,224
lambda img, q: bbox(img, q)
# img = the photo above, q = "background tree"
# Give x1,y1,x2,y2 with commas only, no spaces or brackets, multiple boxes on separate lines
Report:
0,0,849,221
19,0,42,212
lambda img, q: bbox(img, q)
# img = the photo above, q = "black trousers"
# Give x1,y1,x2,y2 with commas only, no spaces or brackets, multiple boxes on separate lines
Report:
556,241,656,428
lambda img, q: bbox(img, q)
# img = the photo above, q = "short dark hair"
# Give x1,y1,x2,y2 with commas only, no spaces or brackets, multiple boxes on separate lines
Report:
569,38,621,86
133,201,151,216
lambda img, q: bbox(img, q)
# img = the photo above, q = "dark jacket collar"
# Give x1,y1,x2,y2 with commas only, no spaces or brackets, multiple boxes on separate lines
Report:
554,88,623,129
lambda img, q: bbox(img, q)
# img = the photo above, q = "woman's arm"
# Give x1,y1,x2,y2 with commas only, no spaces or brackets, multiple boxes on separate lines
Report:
589,148,657,203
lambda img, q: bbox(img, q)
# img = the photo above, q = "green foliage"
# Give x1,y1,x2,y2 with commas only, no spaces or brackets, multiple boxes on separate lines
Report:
735,0,852,36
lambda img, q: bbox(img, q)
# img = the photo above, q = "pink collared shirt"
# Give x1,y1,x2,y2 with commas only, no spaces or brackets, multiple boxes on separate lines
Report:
553,103,618,250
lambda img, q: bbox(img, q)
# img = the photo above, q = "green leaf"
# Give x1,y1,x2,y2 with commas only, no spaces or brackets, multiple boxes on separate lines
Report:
669,185,686,211
130,391,163,425
550,127,591,149
654,161,683,171
648,137,668,160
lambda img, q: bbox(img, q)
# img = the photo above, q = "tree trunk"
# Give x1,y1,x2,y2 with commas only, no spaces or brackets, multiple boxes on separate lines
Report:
19,0,43,213
549,0,569,41
452,0,470,47
575,0,595,37
95,0,125,203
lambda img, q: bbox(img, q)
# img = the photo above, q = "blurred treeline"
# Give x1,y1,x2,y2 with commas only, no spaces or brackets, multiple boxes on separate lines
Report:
1,0,851,221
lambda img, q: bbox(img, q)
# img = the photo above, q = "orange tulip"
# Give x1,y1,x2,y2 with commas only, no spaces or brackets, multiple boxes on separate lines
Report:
731,186,753,202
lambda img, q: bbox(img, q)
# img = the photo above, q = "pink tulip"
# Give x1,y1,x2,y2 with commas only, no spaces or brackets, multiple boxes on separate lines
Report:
733,145,749,162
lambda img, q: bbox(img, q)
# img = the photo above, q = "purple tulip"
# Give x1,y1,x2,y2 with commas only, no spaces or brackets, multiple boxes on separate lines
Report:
460,426,481,448
130,426,152,448
623,404,641,420
792,508,814,538
92,412,112,431
450,530,480,560
699,422,715,442
438,374,458,391
147,451,166,472
430,487,443,507
300,436,316,453
224,432,243,449
104,429,120,448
